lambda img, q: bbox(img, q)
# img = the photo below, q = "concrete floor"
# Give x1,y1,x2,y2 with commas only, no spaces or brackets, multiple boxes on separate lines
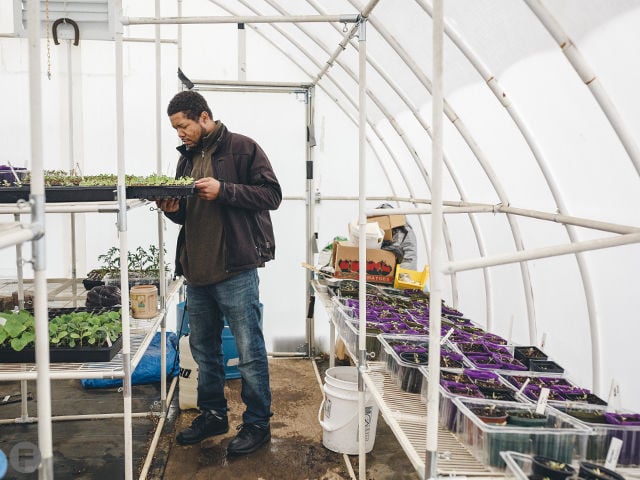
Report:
0,357,420,479
154,357,420,480
0,380,160,479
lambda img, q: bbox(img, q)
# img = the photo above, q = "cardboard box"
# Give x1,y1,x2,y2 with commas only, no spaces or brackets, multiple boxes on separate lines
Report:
368,214,406,241
332,241,397,284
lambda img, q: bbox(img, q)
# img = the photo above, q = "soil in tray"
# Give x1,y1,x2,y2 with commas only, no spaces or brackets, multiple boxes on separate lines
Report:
0,334,123,363
126,184,195,199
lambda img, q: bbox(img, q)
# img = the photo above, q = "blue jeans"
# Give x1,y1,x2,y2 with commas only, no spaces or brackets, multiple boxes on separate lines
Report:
186,269,271,426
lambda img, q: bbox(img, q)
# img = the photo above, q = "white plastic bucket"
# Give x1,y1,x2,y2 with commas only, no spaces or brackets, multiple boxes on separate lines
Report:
318,366,380,455
178,335,199,410
348,221,384,249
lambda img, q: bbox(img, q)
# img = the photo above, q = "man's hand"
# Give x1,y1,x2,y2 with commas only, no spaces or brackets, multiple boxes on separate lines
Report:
155,198,181,212
194,177,221,200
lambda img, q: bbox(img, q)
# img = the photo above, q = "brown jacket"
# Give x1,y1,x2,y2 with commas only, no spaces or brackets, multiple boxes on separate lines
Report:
165,123,282,277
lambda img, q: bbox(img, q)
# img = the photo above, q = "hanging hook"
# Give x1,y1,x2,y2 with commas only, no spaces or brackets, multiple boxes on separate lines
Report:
52,18,80,46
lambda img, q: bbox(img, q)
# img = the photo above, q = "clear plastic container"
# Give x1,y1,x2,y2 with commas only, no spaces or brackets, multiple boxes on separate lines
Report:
419,366,527,433
378,334,466,394
555,404,640,466
450,396,592,469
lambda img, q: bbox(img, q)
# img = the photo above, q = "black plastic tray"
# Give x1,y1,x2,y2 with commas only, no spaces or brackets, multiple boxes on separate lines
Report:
0,184,194,203
125,184,195,199
0,186,117,203
26,306,121,319
82,278,106,290
0,334,123,363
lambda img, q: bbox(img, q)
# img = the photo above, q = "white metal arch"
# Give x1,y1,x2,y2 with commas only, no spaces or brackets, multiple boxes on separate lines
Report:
417,0,604,395
525,0,640,177
348,0,539,337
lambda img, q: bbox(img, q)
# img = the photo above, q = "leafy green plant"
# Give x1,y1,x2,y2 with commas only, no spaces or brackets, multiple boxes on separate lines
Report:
0,310,122,351
0,310,35,351
48,311,122,348
95,245,169,278
18,171,194,187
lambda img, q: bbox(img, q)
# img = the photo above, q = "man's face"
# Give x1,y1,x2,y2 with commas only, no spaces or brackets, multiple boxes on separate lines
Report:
169,111,206,147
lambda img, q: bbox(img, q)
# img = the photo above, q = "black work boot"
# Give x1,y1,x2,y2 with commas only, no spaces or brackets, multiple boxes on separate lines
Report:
176,410,229,445
226,423,271,456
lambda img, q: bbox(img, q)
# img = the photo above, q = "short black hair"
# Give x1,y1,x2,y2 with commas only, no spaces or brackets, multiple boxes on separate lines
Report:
167,90,212,121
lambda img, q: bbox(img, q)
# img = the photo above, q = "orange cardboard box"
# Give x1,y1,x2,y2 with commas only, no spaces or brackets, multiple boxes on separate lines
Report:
331,241,397,285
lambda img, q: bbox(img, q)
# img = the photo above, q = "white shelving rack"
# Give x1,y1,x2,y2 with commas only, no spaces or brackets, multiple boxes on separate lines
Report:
0,198,183,479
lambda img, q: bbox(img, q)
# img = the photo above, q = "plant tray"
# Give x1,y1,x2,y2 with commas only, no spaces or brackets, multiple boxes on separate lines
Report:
26,306,121,319
125,184,194,199
0,184,194,203
0,334,123,363
82,278,106,290
0,186,117,203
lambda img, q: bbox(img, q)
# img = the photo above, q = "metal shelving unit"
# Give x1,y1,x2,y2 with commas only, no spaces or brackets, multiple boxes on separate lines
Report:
0,197,182,479
313,280,500,479
0,278,182,384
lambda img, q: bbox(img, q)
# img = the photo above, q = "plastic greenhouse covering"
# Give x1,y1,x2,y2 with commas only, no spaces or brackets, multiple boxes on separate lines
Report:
0,1,639,478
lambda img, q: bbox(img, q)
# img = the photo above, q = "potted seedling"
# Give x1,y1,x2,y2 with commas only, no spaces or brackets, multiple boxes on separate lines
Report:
507,409,549,427
90,245,171,291
603,412,640,465
530,359,565,374
579,461,625,480
531,455,576,480
514,345,548,369
468,404,508,425
398,351,429,393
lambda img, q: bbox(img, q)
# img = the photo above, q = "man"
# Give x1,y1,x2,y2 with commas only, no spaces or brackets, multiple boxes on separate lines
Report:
157,90,281,456
377,203,418,271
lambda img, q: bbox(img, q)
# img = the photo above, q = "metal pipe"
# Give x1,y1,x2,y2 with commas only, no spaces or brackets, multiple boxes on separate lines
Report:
138,375,178,480
154,0,168,417
358,0,537,343
0,199,148,214
268,352,308,357
0,411,151,426
357,17,368,480
192,79,312,88
26,0,54,477
446,232,640,274
123,37,177,44
237,23,246,80
177,0,183,74
196,86,308,94
524,0,640,177
365,205,640,235
426,2,443,478
306,86,316,357
114,1,133,477
121,14,360,26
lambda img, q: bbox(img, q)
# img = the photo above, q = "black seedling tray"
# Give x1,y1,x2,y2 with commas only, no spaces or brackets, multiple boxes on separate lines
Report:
0,184,194,203
26,306,121,319
0,334,123,363
126,184,195,199
0,186,117,203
